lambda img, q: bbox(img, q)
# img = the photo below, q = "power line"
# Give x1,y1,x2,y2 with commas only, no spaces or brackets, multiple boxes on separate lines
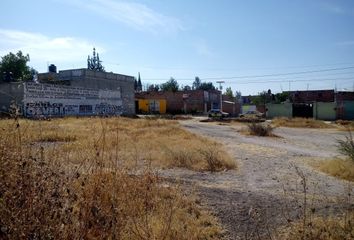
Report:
226,76,354,84
201,66,354,80
142,66,354,81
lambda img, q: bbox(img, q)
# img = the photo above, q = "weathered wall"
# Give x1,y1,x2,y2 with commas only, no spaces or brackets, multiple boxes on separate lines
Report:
38,69,135,115
137,99,166,114
222,102,240,116
266,103,292,118
23,82,122,117
0,82,24,115
313,102,336,121
336,92,354,101
287,90,335,103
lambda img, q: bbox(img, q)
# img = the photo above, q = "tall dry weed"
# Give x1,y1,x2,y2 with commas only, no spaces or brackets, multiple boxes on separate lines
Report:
0,117,223,239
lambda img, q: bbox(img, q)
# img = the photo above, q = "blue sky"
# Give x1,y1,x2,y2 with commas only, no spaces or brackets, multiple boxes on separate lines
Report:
1,0,354,95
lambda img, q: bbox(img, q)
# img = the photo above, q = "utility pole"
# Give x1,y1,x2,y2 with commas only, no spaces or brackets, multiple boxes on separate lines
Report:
216,81,225,111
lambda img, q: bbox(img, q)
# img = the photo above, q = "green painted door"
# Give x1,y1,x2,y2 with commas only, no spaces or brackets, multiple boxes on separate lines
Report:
343,101,354,120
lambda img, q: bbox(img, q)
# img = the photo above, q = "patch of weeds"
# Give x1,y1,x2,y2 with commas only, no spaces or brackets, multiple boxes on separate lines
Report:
164,147,194,168
280,212,354,240
0,118,224,240
336,120,354,130
272,117,332,128
199,143,234,172
247,122,275,137
278,166,354,240
315,158,354,182
338,130,354,161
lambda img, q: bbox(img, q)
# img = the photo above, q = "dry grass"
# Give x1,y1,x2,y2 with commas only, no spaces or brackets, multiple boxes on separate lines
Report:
0,117,235,172
272,117,332,128
277,166,354,240
0,117,228,239
247,122,276,137
336,120,354,131
337,130,354,161
279,212,354,240
312,158,354,182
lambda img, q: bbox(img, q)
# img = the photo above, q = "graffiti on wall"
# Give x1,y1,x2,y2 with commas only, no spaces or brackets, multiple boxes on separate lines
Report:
23,82,122,117
95,103,123,115
25,102,63,117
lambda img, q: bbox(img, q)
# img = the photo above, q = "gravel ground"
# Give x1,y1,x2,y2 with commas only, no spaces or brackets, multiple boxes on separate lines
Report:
160,119,354,240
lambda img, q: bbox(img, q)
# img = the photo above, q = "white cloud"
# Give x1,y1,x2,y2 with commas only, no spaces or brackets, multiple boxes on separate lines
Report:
0,29,103,71
67,0,184,34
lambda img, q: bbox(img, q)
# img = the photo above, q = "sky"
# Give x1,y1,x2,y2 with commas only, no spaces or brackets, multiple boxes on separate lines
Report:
1,0,354,95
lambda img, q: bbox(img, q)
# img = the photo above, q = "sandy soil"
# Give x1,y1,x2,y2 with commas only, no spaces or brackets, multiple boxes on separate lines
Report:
160,119,354,240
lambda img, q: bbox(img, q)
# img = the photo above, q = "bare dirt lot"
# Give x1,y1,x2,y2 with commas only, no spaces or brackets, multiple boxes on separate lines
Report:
160,118,354,239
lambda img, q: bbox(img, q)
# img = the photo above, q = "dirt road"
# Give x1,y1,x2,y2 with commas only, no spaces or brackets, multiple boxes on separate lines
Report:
161,119,354,239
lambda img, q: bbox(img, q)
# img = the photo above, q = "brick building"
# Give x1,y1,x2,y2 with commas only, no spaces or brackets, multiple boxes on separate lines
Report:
136,90,241,116
287,90,335,103
136,90,220,114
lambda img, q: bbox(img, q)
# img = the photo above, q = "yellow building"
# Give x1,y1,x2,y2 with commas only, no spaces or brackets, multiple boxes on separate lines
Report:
137,99,166,114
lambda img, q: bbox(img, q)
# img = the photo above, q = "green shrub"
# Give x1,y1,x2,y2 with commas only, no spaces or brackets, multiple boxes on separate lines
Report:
338,130,354,161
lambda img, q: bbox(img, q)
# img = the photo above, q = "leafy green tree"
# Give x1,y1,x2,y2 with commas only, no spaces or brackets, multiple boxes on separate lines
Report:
274,92,289,103
0,51,36,82
235,91,242,100
250,90,276,105
198,82,215,91
147,84,160,92
225,87,234,98
192,76,201,90
250,91,267,105
183,85,192,91
160,77,179,92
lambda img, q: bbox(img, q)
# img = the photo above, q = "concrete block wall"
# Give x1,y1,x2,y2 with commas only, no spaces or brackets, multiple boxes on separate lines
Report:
266,103,292,118
38,69,135,115
313,102,336,121
0,82,24,115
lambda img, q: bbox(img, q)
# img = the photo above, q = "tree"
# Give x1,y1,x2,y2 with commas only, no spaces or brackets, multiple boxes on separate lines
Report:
160,77,179,92
235,91,242,100
198,82,215,91
225,87,234,98
134,78,138,91
183,85,192,91
250,91,268,105
147,84,160,92
192,76,201,90
137,72,142,92
0,51,36,82
274,92,289,103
